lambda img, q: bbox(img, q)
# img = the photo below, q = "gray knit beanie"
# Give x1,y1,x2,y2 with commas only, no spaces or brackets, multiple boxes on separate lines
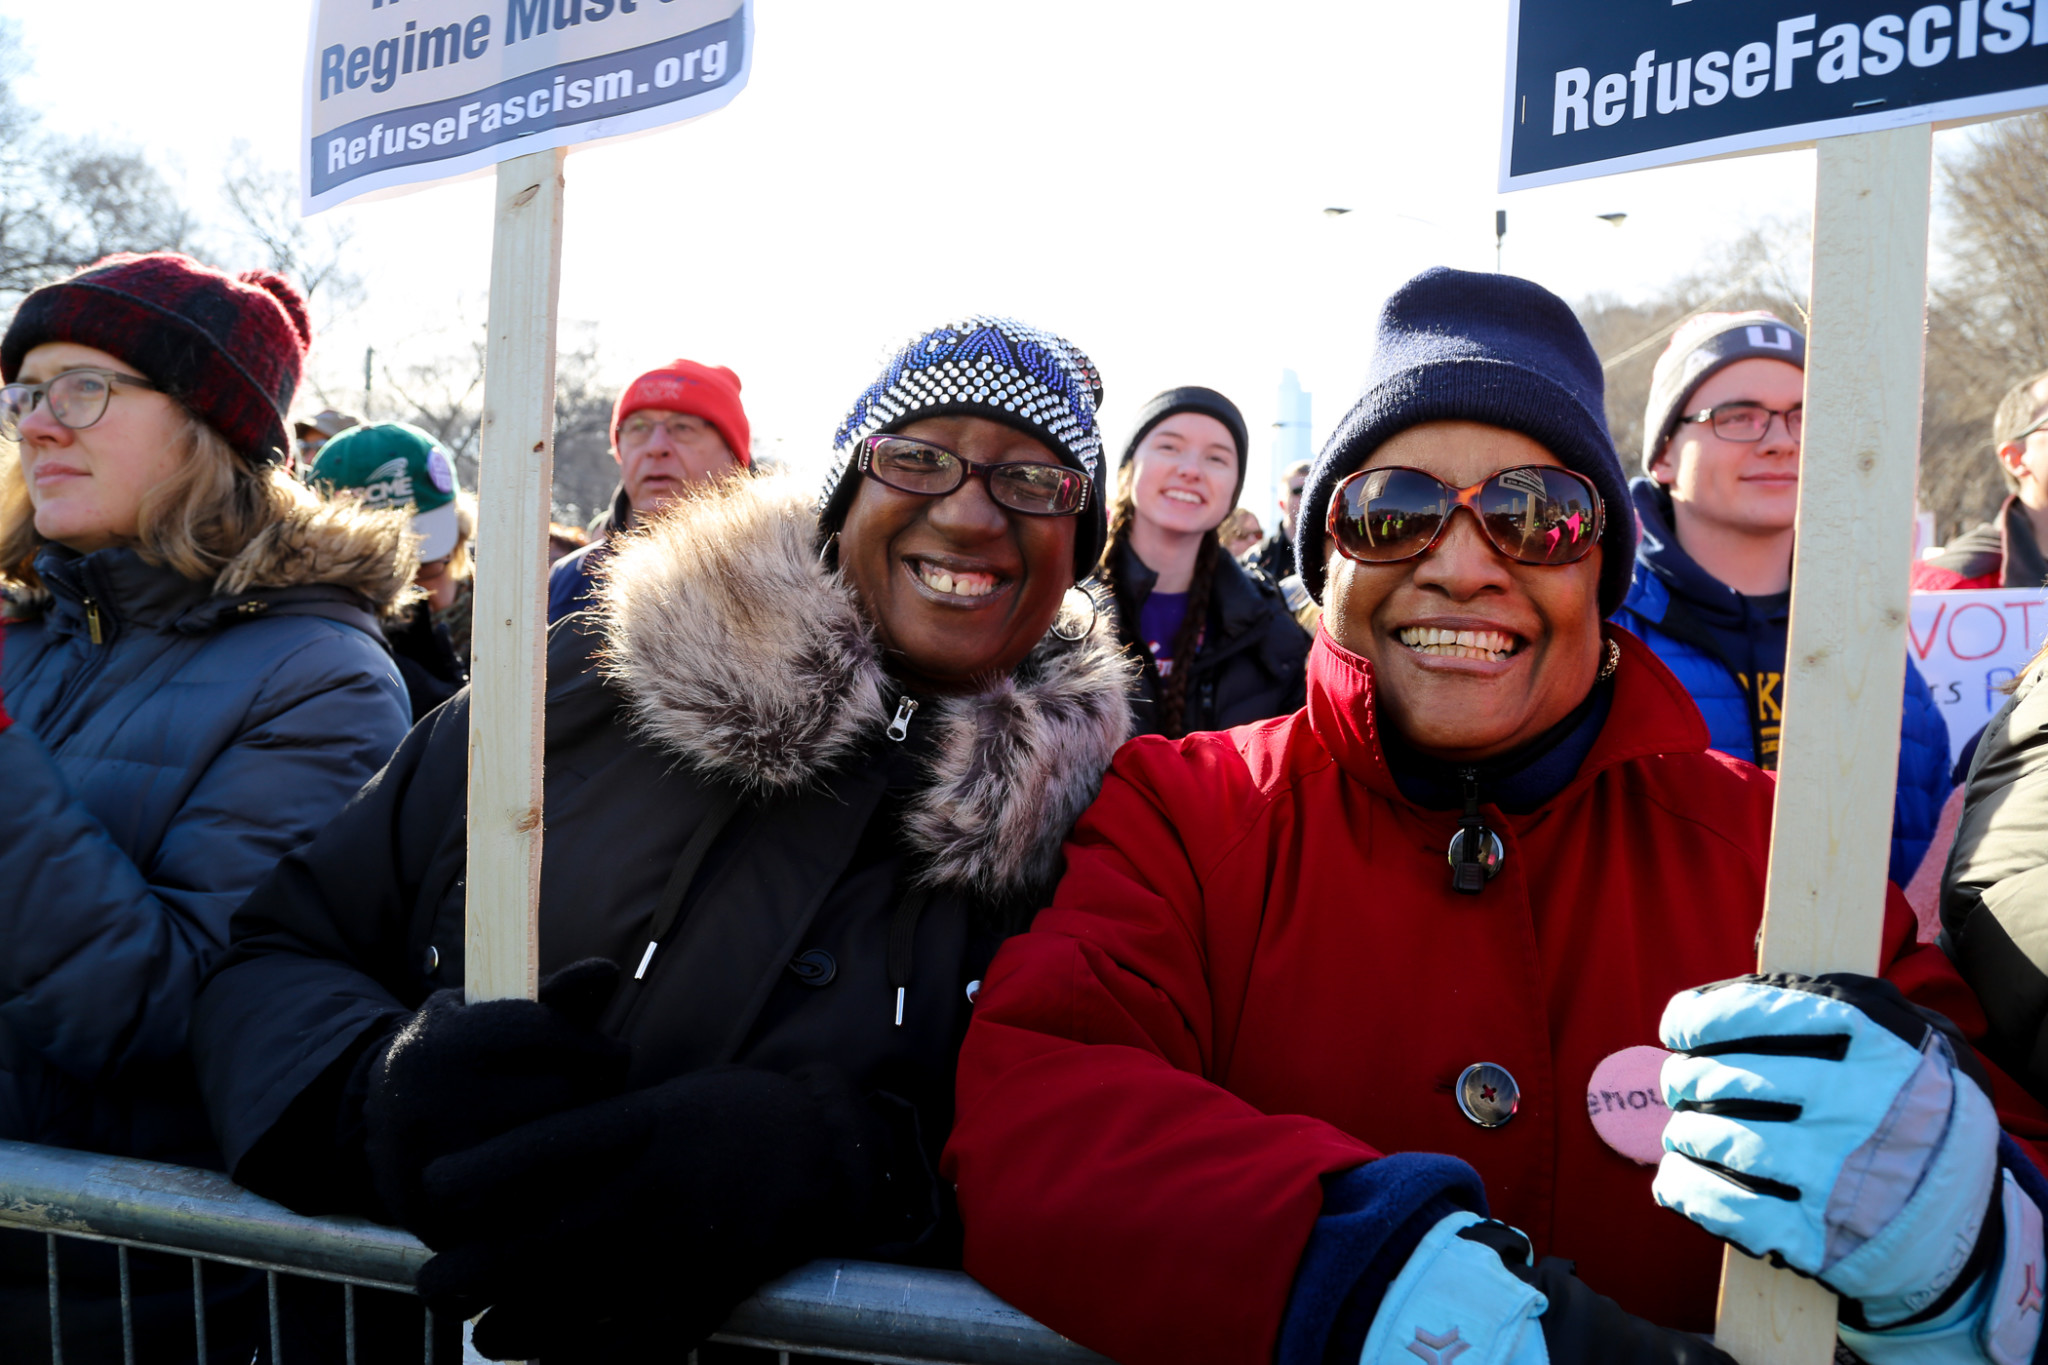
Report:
1640,312,1805,474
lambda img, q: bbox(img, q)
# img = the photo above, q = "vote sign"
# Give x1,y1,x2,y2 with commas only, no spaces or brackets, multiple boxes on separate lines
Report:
302,0,753,213
1908,588,2048,766
1501,0,2048,189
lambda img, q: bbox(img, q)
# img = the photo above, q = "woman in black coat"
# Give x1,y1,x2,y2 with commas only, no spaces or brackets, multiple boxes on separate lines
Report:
1099,387,1309,738
191,317,1132,1362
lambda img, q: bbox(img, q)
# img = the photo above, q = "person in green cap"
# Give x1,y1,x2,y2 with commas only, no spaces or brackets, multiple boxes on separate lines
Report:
311,421,473,720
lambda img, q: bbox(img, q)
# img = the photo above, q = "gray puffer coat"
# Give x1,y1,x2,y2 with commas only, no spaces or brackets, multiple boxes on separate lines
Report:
0,498,413,1167
1940,658,2048,1105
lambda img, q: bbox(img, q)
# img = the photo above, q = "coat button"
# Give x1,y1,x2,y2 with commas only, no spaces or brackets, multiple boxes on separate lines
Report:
422,945,439,974
1456,1062,1519,1128
787,949,837,987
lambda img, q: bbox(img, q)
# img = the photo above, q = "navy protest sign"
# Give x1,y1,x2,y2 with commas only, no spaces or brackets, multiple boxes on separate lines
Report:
301,0,752,213
1500,0,2048,189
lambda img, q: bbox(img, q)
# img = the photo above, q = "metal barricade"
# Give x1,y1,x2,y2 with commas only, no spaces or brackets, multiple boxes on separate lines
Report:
0,1139,1108,1365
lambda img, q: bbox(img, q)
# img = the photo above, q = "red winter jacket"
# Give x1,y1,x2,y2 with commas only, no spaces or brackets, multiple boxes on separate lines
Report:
943,627,2048,1365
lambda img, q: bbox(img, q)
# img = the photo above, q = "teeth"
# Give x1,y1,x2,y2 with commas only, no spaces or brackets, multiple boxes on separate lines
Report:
1162,489,1203,505
916,562,997,599
1396,626,1516,660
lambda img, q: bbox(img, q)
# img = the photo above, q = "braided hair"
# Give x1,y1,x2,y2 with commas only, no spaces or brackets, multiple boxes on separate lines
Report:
1100,462,1223,740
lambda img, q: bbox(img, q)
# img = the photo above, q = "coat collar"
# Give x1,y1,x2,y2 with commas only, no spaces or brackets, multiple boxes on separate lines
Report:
21,495,417,640
1305,625,1711,807
595,474,1135,901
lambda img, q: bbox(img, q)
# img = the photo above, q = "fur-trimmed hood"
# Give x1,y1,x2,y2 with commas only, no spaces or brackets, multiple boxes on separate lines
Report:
6,492,419,625
597,474,1135,902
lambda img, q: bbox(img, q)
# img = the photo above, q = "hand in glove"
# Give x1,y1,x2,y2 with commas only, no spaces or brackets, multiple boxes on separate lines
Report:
1655,973,2013,1337
1360,1211,1731,1364
364,957,629,1237
411,1063,905,1363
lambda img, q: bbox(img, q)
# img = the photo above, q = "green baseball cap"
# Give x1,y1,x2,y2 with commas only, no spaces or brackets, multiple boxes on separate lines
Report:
309,422,462,560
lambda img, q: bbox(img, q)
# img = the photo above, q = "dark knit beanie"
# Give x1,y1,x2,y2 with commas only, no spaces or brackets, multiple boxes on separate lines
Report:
822,315,1107,576
1,252,312,467
1298,267,1636,617
1640,312,1805,473
1119,386,1252,511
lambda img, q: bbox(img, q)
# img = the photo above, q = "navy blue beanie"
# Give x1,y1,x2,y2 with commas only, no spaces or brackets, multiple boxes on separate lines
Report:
1297,267,1636,617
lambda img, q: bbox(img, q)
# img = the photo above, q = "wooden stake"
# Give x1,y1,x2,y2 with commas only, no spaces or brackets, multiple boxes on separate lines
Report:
465,147,567,1005
1712,122,1932,1364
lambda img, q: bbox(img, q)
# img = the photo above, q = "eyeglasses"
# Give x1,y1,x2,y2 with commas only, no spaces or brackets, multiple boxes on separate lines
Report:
618,414,712,445
859,434,1089,517
1680,401,1803,443
2009,413,2048,446
1327,464,1604,567
1,368,162,442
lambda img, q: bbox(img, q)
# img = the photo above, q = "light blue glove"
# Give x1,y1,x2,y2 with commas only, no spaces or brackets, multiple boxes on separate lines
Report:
1836,1169,2046,1365
1359,1211,1547,1365
1655,973,2000,1331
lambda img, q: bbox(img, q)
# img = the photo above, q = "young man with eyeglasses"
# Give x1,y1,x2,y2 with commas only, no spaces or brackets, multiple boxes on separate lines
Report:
1613,312,1951,887
1914,369,2048,592
546,358,751,622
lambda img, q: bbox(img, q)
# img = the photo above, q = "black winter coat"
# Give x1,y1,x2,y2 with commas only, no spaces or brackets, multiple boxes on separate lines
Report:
1109,542,1311,738
193,478,1133,1261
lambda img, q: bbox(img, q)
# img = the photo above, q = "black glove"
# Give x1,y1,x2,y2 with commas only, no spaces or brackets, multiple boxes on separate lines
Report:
364,957,629,1236
1461,1222,1733,1365
412,1063,895,1363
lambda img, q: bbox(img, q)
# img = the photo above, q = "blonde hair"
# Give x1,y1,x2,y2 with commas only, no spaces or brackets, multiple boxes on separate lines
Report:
1,417,309,600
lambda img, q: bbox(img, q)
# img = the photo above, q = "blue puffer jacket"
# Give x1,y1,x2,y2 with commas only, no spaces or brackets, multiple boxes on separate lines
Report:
0,502,411,1168
1612,481,1951,887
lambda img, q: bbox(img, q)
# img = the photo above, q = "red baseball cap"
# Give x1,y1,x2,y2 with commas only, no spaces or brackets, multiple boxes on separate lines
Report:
612,359,750,467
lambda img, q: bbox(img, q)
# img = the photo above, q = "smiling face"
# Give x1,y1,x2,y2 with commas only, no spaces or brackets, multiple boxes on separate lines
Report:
838,415,1078,694
14,342,190,554
1130,412,1239,536
1322,421,1605,762
614,408,738,516
1651,357,1804,536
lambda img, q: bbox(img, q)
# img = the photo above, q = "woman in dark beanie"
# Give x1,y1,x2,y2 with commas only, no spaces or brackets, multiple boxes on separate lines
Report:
192,315,1132,1362
945,269,2048,1365
1101,385,1308,738
0,253,414,1358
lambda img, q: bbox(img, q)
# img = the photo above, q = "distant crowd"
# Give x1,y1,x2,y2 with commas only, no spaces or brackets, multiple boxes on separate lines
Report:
3,250,2047,1365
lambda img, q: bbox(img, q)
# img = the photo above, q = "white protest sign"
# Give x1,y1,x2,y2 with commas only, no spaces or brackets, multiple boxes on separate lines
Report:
1909,588,2048,766
301,0,752,213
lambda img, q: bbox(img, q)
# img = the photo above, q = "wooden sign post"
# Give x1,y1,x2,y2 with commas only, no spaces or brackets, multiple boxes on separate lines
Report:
1712,121,1933,1365
464,147,567,1005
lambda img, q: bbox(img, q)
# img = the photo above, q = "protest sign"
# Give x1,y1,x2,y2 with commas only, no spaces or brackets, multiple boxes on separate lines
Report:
301,0,752,213
1909,588,2048,765
1500,0,2048,189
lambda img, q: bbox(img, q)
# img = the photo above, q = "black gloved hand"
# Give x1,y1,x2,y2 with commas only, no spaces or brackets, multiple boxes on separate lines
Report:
412,1063,892,1363
363,957,629,1237
1460,1221,1733,1365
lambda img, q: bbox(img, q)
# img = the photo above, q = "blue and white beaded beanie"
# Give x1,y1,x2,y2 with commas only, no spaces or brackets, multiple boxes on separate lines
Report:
819,315,1108,575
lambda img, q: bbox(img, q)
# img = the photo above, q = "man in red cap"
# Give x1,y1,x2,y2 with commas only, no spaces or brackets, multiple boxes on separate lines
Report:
548,358,750,621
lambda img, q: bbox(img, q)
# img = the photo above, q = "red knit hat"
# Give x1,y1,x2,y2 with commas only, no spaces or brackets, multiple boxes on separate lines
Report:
611,359,750,466
1,252,312,467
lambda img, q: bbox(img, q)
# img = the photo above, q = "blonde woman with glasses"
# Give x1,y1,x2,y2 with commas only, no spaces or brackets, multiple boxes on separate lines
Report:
0,253,416,1360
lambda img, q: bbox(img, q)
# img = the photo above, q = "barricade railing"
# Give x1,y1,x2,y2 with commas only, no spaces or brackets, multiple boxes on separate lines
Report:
0,1138,1109,1365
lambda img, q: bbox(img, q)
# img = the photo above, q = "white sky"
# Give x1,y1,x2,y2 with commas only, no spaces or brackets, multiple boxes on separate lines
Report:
7,1,1986,519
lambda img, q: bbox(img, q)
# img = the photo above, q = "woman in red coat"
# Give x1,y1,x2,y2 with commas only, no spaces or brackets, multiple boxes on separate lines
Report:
944,268,2048,1365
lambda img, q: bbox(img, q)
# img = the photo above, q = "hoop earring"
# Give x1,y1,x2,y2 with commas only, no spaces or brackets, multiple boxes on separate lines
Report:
1050,581,1101,642
1597,637,1620,681
816,531,840,569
